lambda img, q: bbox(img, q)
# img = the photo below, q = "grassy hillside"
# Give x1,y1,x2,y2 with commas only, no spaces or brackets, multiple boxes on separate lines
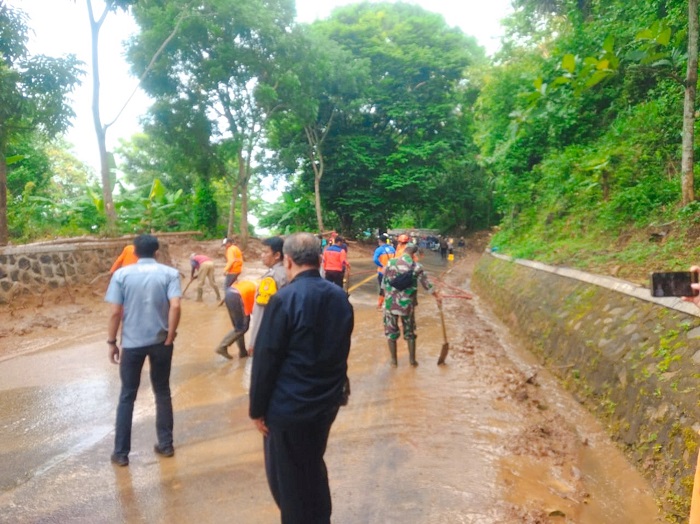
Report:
489,209,700,288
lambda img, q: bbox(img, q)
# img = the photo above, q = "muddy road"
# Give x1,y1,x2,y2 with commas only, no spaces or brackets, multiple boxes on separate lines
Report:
0,243,662,523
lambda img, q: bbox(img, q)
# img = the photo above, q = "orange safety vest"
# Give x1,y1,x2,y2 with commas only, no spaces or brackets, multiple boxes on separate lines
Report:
231,280,257,315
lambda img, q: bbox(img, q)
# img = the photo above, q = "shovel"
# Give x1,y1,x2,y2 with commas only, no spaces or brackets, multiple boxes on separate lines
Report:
182,276,196,297
437,300,450,365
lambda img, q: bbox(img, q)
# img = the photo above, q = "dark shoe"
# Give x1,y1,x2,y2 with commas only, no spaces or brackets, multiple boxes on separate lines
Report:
154,444,175,457
215,346,233,360
110,453,129,467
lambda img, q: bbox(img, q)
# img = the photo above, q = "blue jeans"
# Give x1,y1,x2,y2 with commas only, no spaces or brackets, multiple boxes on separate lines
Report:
114,342,174,457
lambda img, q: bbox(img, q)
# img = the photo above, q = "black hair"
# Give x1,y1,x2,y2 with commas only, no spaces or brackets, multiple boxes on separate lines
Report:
133,234,159,258
262,236,284,257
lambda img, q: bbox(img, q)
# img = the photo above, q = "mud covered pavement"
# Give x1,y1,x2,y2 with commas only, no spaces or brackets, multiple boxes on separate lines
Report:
0,241,663,523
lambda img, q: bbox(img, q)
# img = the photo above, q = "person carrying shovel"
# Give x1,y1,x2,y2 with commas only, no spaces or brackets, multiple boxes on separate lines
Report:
189,253,221,302
382,243,441,367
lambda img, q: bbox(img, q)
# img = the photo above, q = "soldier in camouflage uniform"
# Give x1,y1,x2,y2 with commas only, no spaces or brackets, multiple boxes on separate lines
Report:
382,243,441,367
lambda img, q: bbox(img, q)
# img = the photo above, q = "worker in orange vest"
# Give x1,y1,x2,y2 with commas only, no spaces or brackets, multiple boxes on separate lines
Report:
109,243,138,274
216,279,257,359
222,237,244,290
322,236,350,288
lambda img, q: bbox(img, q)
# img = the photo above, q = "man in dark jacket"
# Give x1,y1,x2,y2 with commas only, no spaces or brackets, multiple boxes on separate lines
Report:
249,232,354,524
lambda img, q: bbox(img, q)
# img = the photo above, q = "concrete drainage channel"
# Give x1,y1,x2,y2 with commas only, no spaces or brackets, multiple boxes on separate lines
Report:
472,251,700,518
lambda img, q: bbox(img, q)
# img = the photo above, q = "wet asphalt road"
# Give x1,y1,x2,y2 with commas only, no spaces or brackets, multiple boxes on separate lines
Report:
0,252,661,523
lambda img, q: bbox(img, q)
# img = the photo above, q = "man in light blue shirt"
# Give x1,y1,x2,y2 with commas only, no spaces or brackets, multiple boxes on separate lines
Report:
105,234,181,466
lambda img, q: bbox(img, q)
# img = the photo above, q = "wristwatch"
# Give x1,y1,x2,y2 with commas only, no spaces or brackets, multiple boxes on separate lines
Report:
107,339,118,345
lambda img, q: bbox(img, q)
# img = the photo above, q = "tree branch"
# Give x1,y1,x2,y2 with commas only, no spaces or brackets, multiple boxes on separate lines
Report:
106,11,193,129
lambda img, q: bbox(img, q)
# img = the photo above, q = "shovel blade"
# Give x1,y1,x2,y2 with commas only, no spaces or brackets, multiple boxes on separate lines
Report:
437,342,449,365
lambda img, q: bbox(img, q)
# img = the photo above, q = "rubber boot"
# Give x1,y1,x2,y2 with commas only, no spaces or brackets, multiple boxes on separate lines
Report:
408,339,418,367
215,329,237,359
196,288,203,302
387,339,398,367
236,336,248,358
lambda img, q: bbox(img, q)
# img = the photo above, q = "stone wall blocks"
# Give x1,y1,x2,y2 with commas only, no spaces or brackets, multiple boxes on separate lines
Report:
691,350,700,365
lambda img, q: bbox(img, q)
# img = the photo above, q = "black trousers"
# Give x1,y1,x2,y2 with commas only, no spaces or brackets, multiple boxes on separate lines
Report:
264,408,339,524
324,270,344,288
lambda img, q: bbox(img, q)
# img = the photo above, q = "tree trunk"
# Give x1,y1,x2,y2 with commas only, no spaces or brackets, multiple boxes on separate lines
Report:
227,180,238,241
0,154,7,245
305,126,325,233
313,163,324,234
239,149,250,250
88,0,118,234
682,0,699,205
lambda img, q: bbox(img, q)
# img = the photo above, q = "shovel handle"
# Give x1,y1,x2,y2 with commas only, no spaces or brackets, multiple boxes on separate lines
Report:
437,301,448,344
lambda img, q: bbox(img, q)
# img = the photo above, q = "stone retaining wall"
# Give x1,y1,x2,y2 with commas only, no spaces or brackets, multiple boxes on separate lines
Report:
0,237,174,305
472,251,700,517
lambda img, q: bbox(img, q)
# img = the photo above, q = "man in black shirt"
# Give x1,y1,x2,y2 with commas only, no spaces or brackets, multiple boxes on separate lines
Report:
249,232,354,524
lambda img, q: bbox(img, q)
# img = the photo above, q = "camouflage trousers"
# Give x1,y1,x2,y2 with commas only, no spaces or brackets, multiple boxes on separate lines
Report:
383,310,416,340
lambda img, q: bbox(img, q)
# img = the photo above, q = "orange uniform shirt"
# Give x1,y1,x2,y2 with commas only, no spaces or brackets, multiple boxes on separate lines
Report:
224,244,243,274
232,280,257,315
110,245,138,274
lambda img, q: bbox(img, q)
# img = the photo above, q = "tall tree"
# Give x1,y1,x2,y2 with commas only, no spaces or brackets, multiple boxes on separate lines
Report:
0,4,82,245
266,26,369,233
86,0,134,234
128,0,295,247
87,0,188,235
313,2,486,231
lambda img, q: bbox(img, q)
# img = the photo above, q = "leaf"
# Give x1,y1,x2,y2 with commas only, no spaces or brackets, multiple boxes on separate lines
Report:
585,70,612,89
635,29,654,41
561,54,576,74
602,35,615,54
6,155,24,165
651,59,673,68
656,27,671,46
149,178,167,201
552,76,571,86
596,59,610,71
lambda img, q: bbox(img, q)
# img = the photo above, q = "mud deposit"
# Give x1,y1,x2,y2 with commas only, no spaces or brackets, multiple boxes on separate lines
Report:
0,237,661,523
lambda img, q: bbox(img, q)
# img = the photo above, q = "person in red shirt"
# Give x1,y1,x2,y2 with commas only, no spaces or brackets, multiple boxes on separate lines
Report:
322,236,349,288
189,253,221,302
215,279,257,359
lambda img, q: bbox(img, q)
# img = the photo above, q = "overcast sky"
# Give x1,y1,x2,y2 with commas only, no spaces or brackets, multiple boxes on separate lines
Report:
8,0,513,174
